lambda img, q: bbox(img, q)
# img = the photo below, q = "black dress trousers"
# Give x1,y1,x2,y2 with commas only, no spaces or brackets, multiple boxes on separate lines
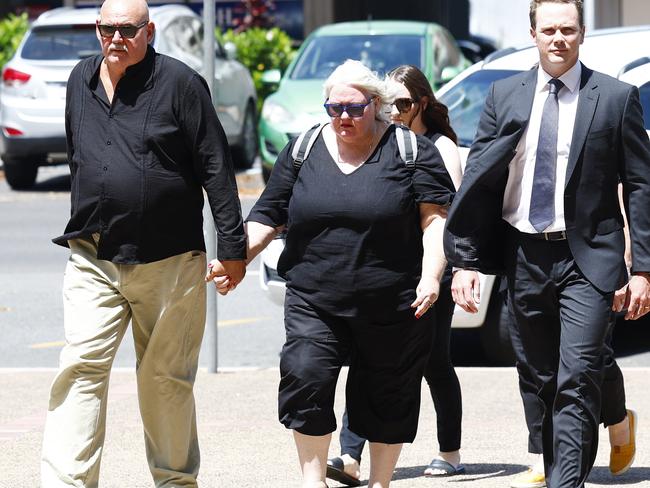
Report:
505,228,613,488
508,308,627,455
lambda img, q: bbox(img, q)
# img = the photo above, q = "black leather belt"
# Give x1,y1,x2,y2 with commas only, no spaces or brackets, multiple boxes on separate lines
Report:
526,230,567,241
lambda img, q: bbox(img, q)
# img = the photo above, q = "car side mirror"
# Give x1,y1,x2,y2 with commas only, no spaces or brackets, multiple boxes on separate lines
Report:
261,69,282,87
440,66,458,84
434,66,458,89
223,41,237,61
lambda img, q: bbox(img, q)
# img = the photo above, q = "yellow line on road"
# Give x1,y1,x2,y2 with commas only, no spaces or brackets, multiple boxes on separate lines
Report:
28,317,267,349
218,317,267,327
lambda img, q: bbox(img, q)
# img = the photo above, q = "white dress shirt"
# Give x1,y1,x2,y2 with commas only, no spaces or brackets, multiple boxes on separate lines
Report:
502,61,582,233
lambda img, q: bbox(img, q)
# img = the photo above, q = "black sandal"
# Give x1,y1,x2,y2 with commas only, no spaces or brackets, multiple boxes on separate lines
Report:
326,457,361,487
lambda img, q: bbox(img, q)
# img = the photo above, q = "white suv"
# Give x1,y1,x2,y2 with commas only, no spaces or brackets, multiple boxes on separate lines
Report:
259,25,650,364
0,5,258,189
618,58,650,138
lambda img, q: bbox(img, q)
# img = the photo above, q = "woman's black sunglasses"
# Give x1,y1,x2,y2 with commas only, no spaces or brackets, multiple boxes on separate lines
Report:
393,98,415,114
97,21,148,39
324,97,375,118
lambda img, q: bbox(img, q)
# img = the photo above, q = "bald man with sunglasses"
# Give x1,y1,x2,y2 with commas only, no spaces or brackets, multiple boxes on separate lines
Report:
40,0,246,486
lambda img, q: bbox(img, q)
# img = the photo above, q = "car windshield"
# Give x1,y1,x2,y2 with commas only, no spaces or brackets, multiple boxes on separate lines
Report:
290,34,423,80
21,25,100,60
639,82,650,130
439,69,521,147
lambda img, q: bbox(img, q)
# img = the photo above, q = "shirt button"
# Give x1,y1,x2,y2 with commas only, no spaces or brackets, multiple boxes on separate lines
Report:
103,166,108,171
106,140,111,145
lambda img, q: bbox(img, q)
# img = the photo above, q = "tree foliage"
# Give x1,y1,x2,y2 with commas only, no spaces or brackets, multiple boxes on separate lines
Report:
217,27,295,109
0,13,28,70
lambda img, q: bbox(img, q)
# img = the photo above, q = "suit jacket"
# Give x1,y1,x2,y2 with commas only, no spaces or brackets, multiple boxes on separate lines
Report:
444,64,650,292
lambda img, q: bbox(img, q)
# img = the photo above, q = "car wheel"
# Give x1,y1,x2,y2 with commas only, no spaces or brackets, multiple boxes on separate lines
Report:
262,164,272,183
3,157,39,190
232,101,258,169
480,277,516,365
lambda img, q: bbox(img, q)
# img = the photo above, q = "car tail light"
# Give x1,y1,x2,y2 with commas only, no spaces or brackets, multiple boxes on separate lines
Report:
3,127,24,136
2,68,31,86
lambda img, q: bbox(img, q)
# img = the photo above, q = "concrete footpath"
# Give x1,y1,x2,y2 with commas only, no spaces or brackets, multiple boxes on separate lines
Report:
1,367,648,487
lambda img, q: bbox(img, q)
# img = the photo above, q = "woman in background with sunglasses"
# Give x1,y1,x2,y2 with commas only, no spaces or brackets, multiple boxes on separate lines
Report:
388,64,465,478
208,59,455,488
326,65,464,486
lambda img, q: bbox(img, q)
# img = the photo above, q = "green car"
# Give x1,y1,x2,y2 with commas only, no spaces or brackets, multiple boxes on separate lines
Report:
258,20,471,181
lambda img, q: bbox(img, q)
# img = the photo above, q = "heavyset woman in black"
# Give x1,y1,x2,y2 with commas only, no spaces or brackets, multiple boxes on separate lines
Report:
208,59,455,488
326,65,465,486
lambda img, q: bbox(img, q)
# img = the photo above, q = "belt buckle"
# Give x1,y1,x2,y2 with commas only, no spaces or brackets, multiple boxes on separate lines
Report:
544,231,566,241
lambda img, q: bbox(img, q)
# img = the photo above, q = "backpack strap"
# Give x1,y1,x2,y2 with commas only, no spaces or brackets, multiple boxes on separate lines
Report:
291,122,327,172
395,125,418,171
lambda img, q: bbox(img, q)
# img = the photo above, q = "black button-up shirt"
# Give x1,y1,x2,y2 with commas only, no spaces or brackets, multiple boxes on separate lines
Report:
53,46,246,263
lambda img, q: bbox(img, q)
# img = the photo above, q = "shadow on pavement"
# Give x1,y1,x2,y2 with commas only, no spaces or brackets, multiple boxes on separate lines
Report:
392,464,650,485
588,466,650,484
393,463,526,483
30,173,71,192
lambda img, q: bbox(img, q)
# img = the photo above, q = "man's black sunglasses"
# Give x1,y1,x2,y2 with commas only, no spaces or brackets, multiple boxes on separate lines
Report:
97,21,148,39
324,97,375,118
393,98,415,114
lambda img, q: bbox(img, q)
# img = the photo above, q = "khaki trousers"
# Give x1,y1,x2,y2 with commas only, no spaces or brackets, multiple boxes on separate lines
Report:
41,237,207,488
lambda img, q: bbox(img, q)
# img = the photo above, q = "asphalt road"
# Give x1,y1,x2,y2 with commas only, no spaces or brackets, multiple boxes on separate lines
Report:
0,164,649,370
0,164,285,370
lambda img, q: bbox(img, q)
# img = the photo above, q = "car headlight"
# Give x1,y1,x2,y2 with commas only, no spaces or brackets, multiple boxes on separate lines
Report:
261,99,294,125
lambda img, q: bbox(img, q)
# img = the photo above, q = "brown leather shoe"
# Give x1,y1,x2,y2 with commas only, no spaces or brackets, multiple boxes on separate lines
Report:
610,409,637,475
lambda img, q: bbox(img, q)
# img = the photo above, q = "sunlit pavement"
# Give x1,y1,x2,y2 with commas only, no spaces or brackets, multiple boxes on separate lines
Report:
1,367,648,487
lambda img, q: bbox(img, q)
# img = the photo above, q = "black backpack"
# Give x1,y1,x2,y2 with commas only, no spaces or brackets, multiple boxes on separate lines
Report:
290,122,419,172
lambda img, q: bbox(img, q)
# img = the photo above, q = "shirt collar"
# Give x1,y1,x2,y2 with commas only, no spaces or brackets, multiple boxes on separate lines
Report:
86,45,157,90
536,60,581,94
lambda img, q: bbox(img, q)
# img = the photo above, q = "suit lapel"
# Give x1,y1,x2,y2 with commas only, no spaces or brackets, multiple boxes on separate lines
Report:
566,65,599,187
512,69,537,127
469,69,536,180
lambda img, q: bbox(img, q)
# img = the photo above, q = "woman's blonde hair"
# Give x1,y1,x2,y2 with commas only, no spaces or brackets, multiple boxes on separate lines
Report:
323,59,400,122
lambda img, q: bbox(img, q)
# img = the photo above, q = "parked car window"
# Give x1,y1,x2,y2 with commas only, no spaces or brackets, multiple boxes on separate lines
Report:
290,35,424,80
162,17,203,69
214,36,226,59
187,17,205,59
438,29,461,67
21,25,99,60
639,82,650,129
439,69,519,146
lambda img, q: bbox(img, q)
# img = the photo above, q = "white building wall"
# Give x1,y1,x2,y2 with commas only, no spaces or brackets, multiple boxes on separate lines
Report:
622,0,650,26
468,0,646,50
468,0,533,49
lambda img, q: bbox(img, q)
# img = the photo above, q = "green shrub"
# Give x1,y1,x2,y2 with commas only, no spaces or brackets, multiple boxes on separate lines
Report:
217,27,295,110
0,13,28,70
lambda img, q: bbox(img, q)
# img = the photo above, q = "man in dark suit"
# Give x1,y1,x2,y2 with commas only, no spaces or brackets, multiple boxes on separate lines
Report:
444,1,650,487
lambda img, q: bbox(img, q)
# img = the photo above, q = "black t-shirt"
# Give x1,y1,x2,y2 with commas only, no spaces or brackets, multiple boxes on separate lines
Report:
248,124,455,317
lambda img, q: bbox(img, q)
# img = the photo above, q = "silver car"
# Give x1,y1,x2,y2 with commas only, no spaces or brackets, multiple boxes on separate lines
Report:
0,5,258,189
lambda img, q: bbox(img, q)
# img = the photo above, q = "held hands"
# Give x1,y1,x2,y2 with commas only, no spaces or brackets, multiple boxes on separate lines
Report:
411,276,440,319
205,259,247,296
612,272,650,320
451,269,481,313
